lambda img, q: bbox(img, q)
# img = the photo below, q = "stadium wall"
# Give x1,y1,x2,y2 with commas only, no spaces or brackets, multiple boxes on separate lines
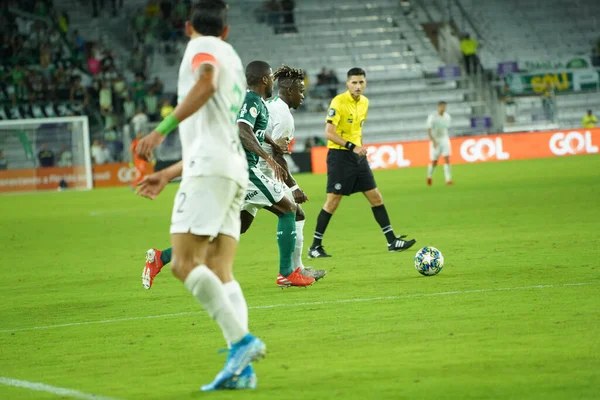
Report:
311,128,600,173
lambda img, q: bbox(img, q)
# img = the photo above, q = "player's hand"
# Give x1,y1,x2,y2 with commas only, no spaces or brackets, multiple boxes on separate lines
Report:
135,171,169,200
266,156,288,182
292,188,308,204
136,131,165,161
432,139,439,148
274,138,291,154
353,145,368,157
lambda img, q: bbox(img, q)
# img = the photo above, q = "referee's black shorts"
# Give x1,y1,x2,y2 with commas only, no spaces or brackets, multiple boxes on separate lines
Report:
326,149,377,195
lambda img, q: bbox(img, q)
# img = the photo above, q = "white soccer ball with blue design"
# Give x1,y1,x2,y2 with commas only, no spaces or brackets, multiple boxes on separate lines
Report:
414,246,444,276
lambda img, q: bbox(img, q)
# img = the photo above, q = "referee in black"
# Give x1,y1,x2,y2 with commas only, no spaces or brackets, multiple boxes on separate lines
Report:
308,68,417,258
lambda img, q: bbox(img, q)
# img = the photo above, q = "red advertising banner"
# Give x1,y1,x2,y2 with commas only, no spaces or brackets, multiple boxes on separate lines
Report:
310,128,600,174
0,163,139,193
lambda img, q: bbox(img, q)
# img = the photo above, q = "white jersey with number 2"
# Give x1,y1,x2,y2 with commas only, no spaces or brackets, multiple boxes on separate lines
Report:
177,36,248,186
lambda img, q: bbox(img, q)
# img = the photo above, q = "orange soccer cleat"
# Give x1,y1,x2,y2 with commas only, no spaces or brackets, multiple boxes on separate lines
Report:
276,267,315,288
427,177,432,186
142,248,164,290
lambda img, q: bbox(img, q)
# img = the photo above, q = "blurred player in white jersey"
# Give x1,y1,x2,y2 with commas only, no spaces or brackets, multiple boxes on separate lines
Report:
259,66,326,281
134,1,265,392
426,101,453,185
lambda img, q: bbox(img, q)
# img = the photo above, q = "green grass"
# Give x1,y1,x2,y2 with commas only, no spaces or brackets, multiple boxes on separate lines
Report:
1,155,599,400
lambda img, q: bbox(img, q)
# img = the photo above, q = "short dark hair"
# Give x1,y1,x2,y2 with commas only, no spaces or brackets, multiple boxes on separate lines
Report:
347,67,366,78
273,65,304,88
245,60,271,86
438,101,447,105
190,0,228,37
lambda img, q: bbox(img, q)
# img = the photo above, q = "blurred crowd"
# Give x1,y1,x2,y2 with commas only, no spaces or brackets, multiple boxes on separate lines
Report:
257,0,297,34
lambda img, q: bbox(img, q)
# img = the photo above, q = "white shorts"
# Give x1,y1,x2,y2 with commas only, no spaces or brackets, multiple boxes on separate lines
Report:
242,166,288,217
430,138,451,160
170,176,245,241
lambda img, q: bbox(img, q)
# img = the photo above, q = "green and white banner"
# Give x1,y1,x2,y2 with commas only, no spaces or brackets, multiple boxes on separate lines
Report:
518,56,592,72
506,69,600,95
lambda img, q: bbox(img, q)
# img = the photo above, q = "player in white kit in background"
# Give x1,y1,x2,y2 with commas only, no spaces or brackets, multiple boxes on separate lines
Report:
258,66,327,281
134,1,265,392
426,101,453,186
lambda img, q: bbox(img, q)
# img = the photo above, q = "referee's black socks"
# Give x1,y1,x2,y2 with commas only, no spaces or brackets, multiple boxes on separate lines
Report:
312,209,333,247
372,204,397,244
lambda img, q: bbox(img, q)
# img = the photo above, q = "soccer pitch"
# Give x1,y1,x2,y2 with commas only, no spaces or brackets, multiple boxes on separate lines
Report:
1,155,599,400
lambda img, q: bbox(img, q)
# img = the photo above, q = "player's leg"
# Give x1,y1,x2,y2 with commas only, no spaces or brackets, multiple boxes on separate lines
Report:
142,247,171,289
171,177,264,391
240,209,256,234
293,204,327,280
265,196,314,287
442,139,452,185
309,149,351,258
427,141,440,186
356,159,417,252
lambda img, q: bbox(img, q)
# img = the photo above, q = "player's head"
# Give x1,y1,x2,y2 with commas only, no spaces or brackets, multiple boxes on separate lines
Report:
346,67,367,98
273,65,305,109
438,101,447,114
186,0,229,40
587,109,593,116
246,60,274,98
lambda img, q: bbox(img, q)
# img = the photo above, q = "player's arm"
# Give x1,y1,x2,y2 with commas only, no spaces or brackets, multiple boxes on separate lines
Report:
325,123,367,157
137,55,219,160
238,122,287,181
273,152,308,203
426,115,437,146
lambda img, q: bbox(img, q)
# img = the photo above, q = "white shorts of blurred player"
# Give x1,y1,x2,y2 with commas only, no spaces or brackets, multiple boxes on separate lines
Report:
170,176,245,241
430,137,451,161
242,166,291,217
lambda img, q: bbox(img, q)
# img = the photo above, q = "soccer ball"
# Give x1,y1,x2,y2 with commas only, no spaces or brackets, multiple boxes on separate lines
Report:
414,246,444,276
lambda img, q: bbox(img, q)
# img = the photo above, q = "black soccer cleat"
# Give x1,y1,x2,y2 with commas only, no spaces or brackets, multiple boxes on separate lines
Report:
308,245,332,259
388,235,417,252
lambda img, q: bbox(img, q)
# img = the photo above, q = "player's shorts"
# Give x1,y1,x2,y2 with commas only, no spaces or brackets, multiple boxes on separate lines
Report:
241,166,286,217
170,176,245,241
430,138,451,160
326,148,376,196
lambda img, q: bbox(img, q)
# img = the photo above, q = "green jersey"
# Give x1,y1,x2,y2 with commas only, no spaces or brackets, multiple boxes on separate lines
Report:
237,90,269,168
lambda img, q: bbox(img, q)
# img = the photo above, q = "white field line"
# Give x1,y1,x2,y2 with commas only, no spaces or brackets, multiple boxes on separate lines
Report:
0,282,593,334
0,377,123,400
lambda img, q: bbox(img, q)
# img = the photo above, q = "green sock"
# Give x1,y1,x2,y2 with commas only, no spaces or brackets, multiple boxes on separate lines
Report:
160,248,172,266
277,212,297,277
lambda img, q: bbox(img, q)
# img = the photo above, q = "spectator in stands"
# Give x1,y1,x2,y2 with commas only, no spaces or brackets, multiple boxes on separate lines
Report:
123,94,136,121
88,53,102,76
150,76,163,97
113,73,128,114
57,145,73,167
132,107,149,135
57,11,69,34
54,65,69,99
38,143,55,168
145,90,158,121
70,76,90,114
315,67,329,98
265,0,282,34
129,47,146,76
73,30,85,54
91,140,111,165
0,150,8,170
99,80,113,112
92,0,118,18
132,73,146,107
160,97,174,119
582,110,597,128
460,33,479,75
327,69,339,97
145,0,160,17
280,0,297,33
